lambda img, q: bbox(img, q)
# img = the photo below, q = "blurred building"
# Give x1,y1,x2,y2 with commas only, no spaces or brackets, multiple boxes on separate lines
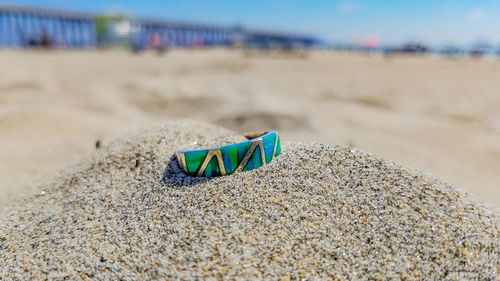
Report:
0,5,318,50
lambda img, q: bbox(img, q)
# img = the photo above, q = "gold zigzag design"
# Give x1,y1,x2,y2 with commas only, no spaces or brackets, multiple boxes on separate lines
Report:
233,139,266,174
196,150,227,177
195,135,278,176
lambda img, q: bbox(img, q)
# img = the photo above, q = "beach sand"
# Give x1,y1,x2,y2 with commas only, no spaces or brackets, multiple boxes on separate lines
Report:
0,49,499,208
0,121,498,279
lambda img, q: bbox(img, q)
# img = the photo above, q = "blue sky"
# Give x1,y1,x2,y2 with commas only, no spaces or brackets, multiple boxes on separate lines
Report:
1,0,499,46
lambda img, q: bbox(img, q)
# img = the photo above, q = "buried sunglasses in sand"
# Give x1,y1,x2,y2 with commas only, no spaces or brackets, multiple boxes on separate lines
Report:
176,131,281,177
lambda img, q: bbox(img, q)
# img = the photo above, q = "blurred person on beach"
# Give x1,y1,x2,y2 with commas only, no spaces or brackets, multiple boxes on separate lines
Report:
40,29,52,49
148,32,166,54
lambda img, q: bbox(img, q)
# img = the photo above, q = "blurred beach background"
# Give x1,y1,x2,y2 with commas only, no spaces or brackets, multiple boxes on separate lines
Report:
0,0,499,207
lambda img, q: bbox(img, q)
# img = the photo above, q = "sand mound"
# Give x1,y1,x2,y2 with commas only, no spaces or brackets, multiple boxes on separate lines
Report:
0,121,498,280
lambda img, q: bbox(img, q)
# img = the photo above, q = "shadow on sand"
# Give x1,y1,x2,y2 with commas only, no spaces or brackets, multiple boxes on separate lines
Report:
162,155,212,187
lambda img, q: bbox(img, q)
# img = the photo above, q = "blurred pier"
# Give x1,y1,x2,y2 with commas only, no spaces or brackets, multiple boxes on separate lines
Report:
0,5,318,50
